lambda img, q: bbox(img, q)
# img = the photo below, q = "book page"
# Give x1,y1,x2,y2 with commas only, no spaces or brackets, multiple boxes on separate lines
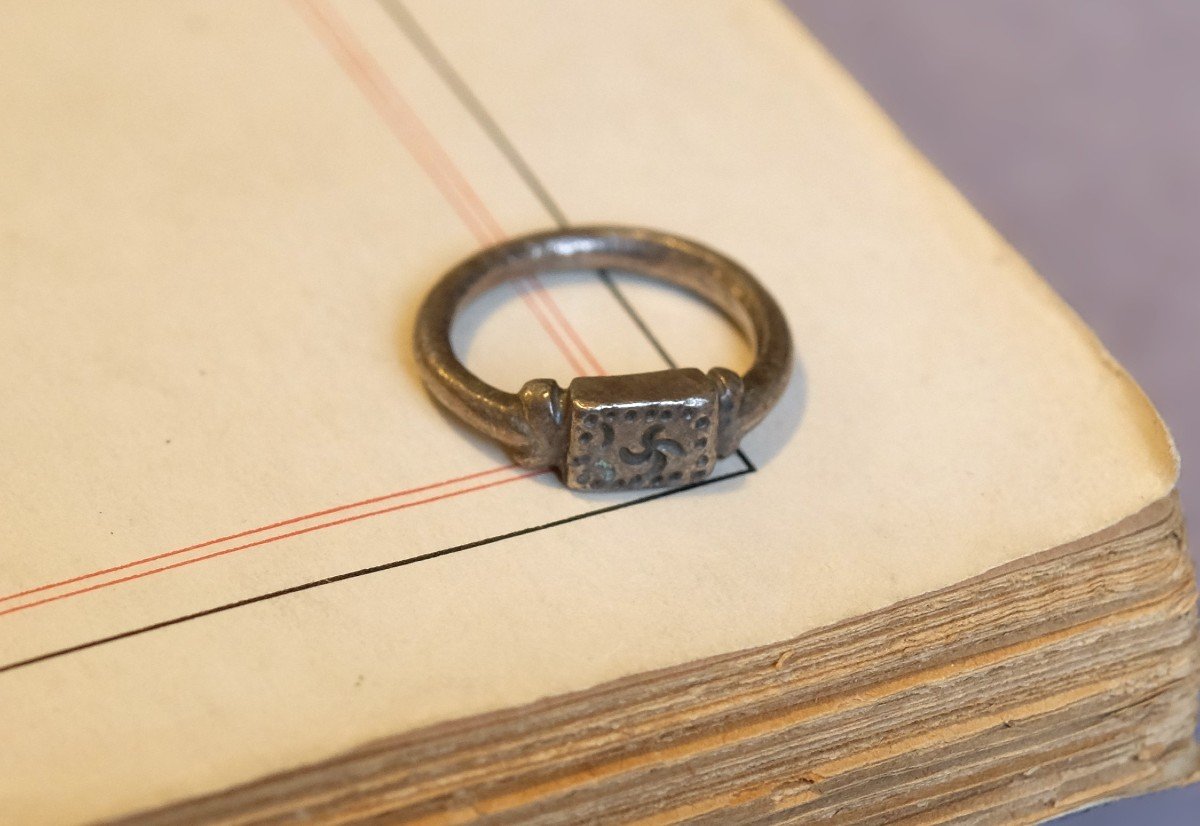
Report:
0,1,1176,821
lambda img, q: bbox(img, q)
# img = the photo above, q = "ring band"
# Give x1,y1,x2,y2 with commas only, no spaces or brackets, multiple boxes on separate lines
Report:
413,226,792,491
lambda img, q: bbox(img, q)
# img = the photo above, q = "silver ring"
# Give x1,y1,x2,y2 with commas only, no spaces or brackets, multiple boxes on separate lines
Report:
413,226,792,491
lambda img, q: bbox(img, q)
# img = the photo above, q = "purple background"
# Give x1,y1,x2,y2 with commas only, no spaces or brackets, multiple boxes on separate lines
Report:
783,2,1199,822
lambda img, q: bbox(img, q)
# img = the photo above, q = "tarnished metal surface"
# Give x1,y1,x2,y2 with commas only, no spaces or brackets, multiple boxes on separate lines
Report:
413,226,791,490
565,369,719,491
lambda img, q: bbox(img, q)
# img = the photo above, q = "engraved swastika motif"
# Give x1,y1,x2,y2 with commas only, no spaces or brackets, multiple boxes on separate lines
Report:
564,369,719,490
619,425,685,477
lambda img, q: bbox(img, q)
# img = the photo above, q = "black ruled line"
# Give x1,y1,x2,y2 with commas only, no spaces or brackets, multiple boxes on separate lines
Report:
381,0,757,474
0,465,750,675
0,6,760,676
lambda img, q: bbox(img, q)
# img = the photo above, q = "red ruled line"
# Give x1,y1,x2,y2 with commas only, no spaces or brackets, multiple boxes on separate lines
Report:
0,464,518,607
512,280,588,376
528,275,606,376
0,4,610,621
292,0,601,377
0,468,548,618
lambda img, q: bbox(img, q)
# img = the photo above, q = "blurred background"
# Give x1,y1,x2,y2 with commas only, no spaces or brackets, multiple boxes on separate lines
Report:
782,2,1199,822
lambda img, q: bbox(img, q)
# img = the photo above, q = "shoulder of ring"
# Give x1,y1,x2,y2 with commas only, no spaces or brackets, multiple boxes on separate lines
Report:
707,367,745,457
512,378,567,468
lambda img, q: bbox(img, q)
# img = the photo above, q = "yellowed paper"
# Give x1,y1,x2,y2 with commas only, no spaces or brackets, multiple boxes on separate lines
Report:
0,1,1176,821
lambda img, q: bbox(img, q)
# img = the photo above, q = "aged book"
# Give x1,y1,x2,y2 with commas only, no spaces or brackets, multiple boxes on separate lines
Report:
1,1,1195,823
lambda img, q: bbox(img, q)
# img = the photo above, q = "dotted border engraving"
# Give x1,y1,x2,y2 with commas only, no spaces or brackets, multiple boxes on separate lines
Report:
568,405,716,490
